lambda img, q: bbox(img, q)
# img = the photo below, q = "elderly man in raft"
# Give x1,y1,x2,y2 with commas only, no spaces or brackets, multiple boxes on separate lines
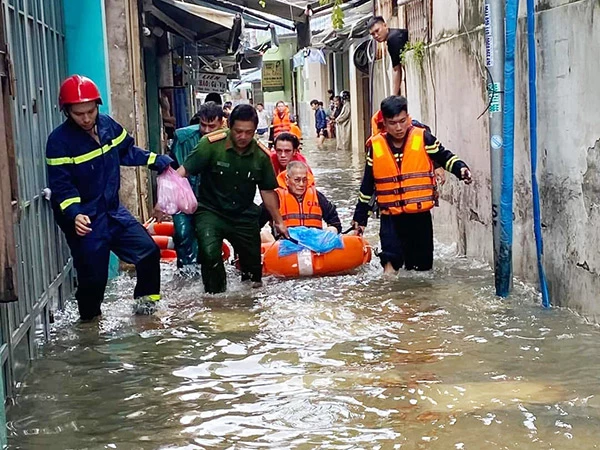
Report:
259,161,341,242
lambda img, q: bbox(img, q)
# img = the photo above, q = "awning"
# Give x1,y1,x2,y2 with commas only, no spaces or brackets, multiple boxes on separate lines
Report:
146,0,234,45
312,1,372,51
170,1,235,29
189,0,300,29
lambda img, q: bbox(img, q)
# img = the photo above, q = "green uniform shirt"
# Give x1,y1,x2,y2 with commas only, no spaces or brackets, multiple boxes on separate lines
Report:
183,130,278,220
171,125,201,166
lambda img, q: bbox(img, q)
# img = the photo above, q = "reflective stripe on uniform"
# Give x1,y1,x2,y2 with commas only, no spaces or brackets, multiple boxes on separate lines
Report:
358,192,372,203
147,294,161,302
147,153,157,165
425,140,440,154
46,129,128,166
445,155,460,172
281,213,322,221
60,196,81,211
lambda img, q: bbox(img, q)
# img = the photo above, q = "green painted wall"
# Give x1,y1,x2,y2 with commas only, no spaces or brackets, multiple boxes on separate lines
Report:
262,41,296,106
143,46,162,155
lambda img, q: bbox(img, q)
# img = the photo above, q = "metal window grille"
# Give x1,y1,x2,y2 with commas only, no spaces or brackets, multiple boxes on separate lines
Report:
405,0,431,43
0,0,74,400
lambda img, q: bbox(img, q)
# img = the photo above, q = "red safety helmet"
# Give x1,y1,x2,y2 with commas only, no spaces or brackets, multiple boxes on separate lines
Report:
58,75,103,110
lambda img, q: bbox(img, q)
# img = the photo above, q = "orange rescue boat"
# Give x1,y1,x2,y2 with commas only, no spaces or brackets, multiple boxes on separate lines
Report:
261,235,371,277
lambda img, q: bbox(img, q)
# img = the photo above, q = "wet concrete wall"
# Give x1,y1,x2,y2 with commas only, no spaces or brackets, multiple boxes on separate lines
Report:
404,0,600,318
104,0,151,221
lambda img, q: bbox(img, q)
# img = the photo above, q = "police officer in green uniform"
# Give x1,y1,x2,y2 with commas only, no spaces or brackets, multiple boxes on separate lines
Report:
177,104,288,293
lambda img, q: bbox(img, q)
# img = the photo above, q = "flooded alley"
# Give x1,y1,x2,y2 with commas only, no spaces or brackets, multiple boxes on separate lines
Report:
7,141,600,449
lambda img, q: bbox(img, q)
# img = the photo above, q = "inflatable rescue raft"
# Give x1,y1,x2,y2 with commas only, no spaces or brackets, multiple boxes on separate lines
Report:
261,235,371,277
145,220,231,263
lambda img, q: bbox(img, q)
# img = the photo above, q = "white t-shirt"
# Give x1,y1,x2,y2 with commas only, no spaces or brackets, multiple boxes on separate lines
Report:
257,110,270,129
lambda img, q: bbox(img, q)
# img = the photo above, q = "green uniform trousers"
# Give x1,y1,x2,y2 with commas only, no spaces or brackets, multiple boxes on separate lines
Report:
194,209,262,293
173,212,198,267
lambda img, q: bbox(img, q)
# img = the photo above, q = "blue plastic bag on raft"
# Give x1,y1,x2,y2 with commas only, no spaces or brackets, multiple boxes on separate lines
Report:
278,226,344,257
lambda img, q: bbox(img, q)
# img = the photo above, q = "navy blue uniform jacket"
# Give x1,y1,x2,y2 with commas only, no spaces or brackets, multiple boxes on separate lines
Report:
46,114,170,227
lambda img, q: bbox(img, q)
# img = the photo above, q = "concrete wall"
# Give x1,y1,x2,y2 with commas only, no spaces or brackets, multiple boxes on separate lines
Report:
104,0,151,221
263,41,296,109
296,61,330,135
400,0,600,318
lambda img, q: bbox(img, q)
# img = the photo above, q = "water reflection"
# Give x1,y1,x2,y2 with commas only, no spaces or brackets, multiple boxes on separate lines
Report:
8,140,600,449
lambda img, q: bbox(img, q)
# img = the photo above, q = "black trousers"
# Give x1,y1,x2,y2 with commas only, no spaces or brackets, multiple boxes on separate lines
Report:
63,214,161,320
379,211,434,271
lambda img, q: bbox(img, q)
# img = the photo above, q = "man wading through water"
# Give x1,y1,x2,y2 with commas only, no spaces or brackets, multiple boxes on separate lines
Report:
46,75,172,321
352,96,473,273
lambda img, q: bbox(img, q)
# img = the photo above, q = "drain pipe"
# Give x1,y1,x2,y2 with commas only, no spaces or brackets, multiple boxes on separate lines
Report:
526,0,551,307
484,0,505,296
497,0,519,297
0,365,6,449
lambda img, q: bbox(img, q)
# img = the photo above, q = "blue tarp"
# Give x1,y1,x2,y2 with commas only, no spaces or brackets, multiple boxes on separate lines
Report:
278,227,344,257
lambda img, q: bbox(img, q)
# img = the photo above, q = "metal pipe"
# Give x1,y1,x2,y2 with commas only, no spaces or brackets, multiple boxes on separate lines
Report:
526,0,550,307
498,0,519,297
0,364,5,449
484,0,505,295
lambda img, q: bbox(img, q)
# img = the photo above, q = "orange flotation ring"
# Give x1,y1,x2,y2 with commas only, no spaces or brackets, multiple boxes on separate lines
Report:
221,241,231,261
145,221,175,236
160,249,177,263
261,235,371,277
152,235,175,249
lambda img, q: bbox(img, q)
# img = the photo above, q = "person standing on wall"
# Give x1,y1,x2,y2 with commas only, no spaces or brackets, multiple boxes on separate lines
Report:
46,75,173,321
367,16,409,96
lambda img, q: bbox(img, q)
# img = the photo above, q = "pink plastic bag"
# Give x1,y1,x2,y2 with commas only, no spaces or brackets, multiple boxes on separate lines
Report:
156,167,198,215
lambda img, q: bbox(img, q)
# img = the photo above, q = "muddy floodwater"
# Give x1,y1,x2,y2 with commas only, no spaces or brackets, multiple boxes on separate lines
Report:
7,140,600,449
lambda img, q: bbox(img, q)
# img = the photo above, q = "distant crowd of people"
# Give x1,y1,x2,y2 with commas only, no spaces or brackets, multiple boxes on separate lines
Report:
248,91,351,152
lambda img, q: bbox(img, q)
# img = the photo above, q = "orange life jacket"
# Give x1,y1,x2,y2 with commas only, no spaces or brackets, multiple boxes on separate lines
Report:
290,123,302,140
371,127,436,214
272,111,292,136
371,110,385,137
276,170,315,189
276,186,323,228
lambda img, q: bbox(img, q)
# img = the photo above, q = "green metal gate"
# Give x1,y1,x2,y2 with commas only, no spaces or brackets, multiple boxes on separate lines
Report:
0,0,74,400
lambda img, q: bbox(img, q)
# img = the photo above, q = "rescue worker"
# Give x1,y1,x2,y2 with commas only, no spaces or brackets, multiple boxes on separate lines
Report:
170,102,224,269
259,161,341,242
352,96,472,273
371,108,446,185
46,75,173,321
176,104,288,293
268,100,292,146
270,132,310,178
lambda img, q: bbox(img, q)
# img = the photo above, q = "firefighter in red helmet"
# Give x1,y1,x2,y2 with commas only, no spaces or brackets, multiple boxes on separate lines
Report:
46,75,173,321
